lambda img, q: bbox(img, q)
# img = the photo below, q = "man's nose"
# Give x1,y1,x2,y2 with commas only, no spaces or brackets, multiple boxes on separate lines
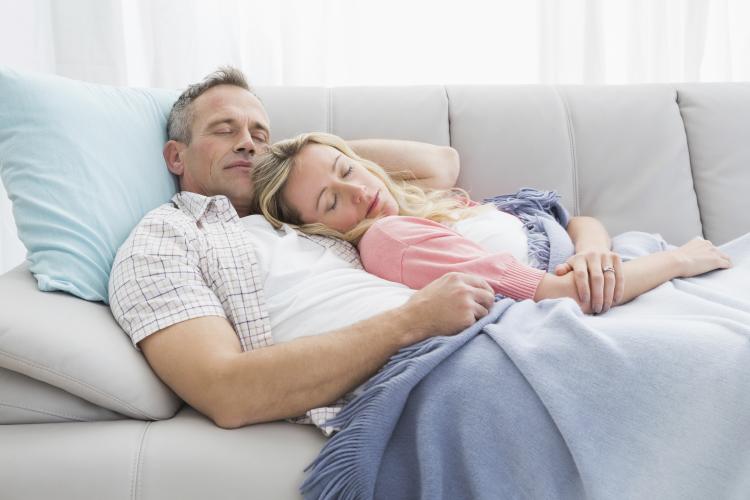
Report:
233,131,256,155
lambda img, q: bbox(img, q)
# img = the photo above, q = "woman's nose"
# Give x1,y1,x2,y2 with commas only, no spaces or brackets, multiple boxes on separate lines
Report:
350,184,367,203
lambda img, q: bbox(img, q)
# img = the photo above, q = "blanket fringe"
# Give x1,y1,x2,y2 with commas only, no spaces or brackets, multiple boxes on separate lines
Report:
300,299,512,499
299,335,451,499
483,187,568,272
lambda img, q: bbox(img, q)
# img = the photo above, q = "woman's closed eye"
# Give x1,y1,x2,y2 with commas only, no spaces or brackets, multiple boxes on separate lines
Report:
326,165,353,211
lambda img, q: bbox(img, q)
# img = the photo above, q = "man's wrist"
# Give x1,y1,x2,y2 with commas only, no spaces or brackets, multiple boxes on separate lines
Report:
390,302,426,348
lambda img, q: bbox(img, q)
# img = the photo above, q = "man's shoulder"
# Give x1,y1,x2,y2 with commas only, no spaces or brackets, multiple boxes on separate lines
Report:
113,199,193,262
130,194,210,238
138,198,189,227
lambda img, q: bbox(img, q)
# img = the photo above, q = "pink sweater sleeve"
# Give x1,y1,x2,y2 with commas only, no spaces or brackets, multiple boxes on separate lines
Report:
358,216,546,301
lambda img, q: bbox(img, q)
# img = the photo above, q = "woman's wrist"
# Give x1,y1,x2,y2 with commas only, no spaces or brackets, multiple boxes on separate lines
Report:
534,273,588,311
665,248,688,278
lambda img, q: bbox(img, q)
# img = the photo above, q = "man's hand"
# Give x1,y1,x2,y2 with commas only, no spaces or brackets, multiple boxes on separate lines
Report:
554,248,625,314
400,272,495,345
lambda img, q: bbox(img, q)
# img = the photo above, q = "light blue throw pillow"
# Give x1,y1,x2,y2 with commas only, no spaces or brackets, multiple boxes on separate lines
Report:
0,67,179,303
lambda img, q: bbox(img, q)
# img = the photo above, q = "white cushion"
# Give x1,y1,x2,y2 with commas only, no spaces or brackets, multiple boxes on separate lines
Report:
0,367,125,424
0,265,181,420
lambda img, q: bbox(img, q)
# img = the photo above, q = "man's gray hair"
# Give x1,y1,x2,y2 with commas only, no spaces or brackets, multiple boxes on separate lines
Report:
167,66,255,144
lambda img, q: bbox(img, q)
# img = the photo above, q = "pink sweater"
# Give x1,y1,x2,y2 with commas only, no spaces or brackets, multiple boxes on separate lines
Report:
358,216,546,301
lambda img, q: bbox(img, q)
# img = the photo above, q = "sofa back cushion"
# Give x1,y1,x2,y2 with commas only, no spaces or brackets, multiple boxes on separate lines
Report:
677,83,750,245
448,84,703,245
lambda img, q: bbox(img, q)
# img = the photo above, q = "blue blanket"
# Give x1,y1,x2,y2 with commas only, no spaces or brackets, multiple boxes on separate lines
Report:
301,231,750,500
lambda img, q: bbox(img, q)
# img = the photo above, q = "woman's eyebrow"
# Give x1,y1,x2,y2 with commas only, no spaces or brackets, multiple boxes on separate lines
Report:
315,153,342,212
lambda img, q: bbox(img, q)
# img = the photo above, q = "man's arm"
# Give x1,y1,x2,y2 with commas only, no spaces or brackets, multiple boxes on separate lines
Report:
139,273,495,429
347,139,460,190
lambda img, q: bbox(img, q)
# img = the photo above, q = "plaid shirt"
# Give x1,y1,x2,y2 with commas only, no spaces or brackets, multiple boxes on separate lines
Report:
109,191,362,435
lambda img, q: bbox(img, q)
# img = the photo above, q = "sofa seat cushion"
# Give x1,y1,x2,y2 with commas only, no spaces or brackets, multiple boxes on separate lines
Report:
0,405,326,500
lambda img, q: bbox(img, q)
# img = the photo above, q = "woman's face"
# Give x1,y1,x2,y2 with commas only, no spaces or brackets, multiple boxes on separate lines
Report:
282,143,399,233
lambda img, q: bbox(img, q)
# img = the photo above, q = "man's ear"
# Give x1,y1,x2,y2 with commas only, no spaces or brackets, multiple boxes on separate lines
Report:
163,140,186,176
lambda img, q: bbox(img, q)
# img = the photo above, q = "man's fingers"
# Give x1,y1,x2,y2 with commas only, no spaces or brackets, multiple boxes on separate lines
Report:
461,273,495,295
454,273,495,312
473,303,490,320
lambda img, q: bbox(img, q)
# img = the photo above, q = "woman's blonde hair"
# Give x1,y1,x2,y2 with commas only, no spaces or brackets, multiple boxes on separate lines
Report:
250,132,486,244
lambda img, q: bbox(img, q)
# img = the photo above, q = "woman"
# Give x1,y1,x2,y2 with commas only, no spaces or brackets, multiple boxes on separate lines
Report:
251,132,732,314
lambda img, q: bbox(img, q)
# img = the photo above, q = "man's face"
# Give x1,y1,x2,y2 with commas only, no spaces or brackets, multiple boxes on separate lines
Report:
174,84,271,217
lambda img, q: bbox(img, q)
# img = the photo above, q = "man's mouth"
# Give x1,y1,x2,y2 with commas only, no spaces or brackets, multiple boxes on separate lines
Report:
366,190,380,218
225,160,252,170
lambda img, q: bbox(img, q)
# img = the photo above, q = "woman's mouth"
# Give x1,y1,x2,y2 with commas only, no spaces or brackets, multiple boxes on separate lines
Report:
366,191,380,217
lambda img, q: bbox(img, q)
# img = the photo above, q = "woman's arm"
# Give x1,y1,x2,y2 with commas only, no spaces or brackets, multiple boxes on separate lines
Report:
347,139,460,190
358,216,546,302
555,216,625,314
536,238,732,313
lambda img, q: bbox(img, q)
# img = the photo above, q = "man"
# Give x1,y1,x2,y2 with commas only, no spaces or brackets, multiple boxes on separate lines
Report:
108,66,495,431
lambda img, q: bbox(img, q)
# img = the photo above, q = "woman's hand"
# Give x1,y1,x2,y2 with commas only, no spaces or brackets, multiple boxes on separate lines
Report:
554,247,625,314
672,238,732,278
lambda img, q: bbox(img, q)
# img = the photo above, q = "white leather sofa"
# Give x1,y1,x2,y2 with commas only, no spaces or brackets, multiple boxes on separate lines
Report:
1,82,749,499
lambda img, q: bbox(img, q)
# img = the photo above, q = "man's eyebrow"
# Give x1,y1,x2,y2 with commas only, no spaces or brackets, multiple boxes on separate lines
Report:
315,153,342,212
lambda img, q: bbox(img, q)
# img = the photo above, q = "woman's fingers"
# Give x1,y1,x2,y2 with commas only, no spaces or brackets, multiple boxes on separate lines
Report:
587,254,605,314
612,255,625,305
572,257,591,307
555,262,572,276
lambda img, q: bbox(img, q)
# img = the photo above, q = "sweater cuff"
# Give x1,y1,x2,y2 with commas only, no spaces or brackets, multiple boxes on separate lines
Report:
496,259,546,301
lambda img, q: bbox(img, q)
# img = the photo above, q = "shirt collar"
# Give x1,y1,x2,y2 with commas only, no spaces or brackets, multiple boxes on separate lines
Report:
172,192,240,223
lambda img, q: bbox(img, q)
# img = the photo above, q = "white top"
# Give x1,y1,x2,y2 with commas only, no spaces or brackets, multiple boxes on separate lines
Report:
451,207,530,265
240,215,414,344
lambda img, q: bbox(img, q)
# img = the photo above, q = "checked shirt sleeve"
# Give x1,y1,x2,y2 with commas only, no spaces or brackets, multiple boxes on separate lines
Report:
108,209,226,351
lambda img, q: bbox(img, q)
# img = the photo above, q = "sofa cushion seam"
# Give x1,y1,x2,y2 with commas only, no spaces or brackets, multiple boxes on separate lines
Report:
132,421,153,500
327,88,333,133
554,87,580,216
674,86,706,237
